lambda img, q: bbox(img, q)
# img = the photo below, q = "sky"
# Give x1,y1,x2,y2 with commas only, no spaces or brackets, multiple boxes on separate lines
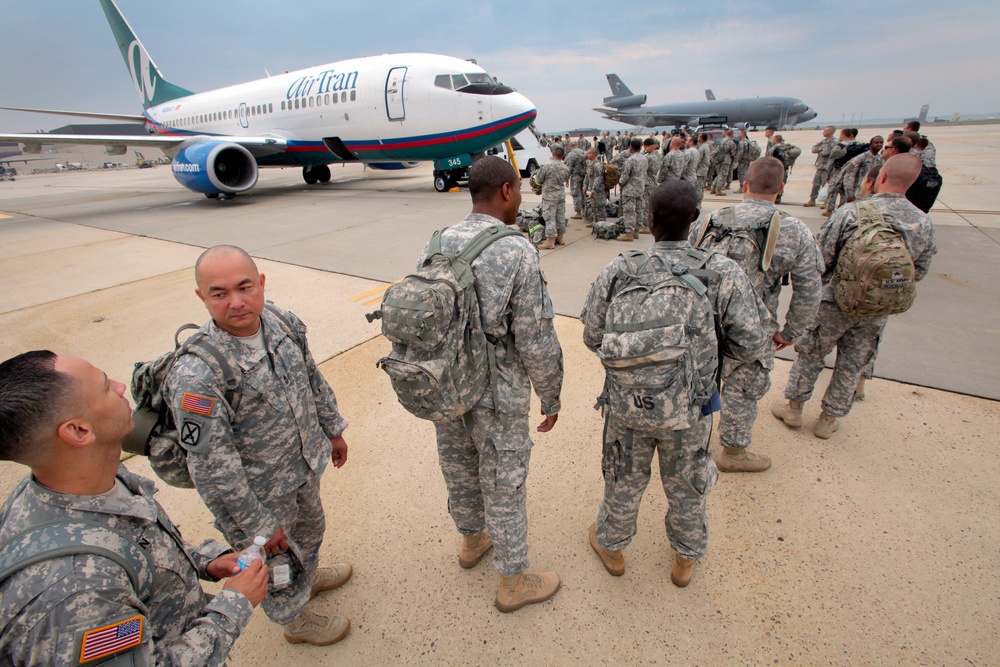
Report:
1,0,998,134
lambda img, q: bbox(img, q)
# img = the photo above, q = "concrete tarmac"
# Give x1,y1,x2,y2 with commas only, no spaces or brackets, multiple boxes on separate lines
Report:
0,124,998,665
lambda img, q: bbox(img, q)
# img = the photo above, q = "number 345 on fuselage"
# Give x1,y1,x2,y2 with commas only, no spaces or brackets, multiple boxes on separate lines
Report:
0,0,537,199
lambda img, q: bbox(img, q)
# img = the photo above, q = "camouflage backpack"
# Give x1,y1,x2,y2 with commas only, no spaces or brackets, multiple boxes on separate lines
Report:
368,225,520,421
593,218,624,240
596,248,721,440
748,141,762,161
694,206,782,293
831,201,916,317
516,205,546,245
603,163,621,190
124,303,302,488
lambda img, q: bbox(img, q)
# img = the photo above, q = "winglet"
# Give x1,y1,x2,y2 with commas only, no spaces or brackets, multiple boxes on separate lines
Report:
98,0,194,109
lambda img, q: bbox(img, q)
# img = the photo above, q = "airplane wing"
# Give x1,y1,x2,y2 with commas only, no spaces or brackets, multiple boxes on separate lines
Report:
0,133,290,158
0,106,148,124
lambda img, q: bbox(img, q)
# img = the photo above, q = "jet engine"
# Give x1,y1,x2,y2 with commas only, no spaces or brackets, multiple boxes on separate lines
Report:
170,141,258,195
603,94,647,109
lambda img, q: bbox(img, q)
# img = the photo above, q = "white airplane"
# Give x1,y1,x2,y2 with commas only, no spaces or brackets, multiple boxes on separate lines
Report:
0,0,537,199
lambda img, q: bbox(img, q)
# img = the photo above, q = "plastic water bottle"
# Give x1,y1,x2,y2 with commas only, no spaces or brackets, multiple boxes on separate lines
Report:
237,536,267,571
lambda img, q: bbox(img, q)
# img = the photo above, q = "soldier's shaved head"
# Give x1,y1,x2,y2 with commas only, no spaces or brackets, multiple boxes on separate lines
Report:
905,120,921,132
195,245,259,287
903,131,921,145
551,146,564,159
569,138,579,148
650,181,699,241
880,153,922,190
629,138,642,151
469,156,519,204
745,158,786,196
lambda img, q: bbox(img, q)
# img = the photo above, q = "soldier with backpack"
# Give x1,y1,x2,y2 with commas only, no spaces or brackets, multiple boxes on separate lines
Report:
162,245,354,647
774,154,937,438
379,157,564,612
0,351,268,665
690,158,823,472
581,180,769,587
584,147,608,226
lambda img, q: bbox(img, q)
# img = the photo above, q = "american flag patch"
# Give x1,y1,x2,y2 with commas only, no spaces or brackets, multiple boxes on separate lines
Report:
180,392,215,415
79,615,143,662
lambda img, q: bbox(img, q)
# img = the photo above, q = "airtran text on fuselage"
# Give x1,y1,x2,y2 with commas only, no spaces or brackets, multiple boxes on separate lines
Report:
286,69,359,100
172,163,200,173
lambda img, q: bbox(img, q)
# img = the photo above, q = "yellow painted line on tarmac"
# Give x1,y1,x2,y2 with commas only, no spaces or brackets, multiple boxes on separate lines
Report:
349,279,402,303
363,294,386,306
0,212,12,219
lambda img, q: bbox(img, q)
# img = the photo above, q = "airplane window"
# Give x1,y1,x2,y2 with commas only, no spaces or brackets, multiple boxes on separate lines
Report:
452,74,468,89
281,101,286,111
465,73,491,85
350,90,356,101
324,94,329,105
332,94,338,104
341,91,346,103
268,103,273,113
308,98,313,108
258,105,262,115
295,99,300,109
315,95,321,106
435,75,452,90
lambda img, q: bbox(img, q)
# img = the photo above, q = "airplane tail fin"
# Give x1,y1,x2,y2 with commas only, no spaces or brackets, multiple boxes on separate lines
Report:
98,0,194,109
605,74,634,98
918,104,929,122
705,89,716,101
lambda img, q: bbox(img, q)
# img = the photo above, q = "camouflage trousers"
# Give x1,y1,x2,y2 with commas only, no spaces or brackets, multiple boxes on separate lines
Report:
825,171,847,213
541,197,566,239
434,405,533,576
811,167,830,199
785,301,887,417
695,173,708,205
585,190,607,222
713,160,734,192
571,173,586,214
621,193,642,233
215,472,324,624
737,162,750,187
720,358,772,449
594,415,717,560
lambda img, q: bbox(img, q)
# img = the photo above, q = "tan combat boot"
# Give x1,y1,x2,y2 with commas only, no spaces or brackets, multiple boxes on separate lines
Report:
284,606,351,646
588,523,624,576
814,412,840,439
458,531,493,569
715,446,772,473
555,233,565,245
821,210,832,217
310,563,353,599
616,232,634,242
717,190,727,196
804,197,816,207
671,553,697,587
771,399,804,428
570,211,583,219
856,376,866,400
495,571,561,612
537,238,555,250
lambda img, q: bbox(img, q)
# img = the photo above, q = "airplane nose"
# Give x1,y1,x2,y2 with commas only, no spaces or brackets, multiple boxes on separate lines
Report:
491,90,537,135
803,108,818,121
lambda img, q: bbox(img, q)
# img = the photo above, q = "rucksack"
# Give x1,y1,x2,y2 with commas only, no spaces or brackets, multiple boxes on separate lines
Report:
368,224,520,422
593,218,625,240
595,248,721,448
694,206,782,293
603,163,621,190
905,165,942,213
831,200,916,317
834,142,869,170
124,303,302,488
748,141,762,161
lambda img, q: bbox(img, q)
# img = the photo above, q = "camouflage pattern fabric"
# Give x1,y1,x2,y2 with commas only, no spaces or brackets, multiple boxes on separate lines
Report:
418,215,563,576
683,146,700,183
658,150,686,184
534,160,570,238
843,152,883,201
0,466,251,665
713,137,736,192
921,141,936,168
565,148,588,214
823,142,853,213
584,159,608,223
164,304,347,625
810,137,837,199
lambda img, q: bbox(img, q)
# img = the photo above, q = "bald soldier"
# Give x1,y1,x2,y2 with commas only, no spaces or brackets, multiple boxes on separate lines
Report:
0,351,268,665
163,245,354,647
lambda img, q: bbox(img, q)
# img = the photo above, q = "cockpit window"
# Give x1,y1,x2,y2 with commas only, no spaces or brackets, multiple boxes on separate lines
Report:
465,73,491,85
434,75,452,90
452,74,469,89
435,72,513,96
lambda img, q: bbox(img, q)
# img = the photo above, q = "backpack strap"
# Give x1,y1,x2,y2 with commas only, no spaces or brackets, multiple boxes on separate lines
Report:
181,334,241,411
425,228,446,263
457,225,522,264
263,302,306,352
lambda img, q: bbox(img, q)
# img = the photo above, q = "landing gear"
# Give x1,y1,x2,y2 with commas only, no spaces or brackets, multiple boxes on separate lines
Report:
433,170,454,192
303,164,332,184
205,192,219,199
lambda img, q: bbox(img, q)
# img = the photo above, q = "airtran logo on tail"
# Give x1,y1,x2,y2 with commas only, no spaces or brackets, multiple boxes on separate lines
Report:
128,40,158,104
286,69,359,99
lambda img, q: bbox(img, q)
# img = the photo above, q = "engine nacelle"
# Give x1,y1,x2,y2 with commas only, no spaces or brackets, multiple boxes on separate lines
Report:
603,94,647,109
170,141,258,195
367,161,422,170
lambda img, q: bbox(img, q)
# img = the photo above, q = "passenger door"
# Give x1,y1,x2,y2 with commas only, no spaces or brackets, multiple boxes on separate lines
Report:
385,67,407,121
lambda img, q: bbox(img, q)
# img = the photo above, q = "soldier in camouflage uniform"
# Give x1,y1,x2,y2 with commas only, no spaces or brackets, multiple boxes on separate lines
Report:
696,133,714,206
806,126,837,207
904,121,936,168
163,245,353,646
417,157,564,612
0,352,269,665
712,129,737,195
565,139,587,219
775,154,938,438
764,127,776,156
735,129,755,189
823,128,859,216
683,136,700,184
581,180,769,586
617,138,646,242
689,158,823,472
640,139,660,234
842,136,884,202
584,147,608,224
658,137,687,184
533,146,570,249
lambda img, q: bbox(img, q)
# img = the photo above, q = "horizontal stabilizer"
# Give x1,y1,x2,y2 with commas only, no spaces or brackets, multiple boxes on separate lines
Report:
0,106,148,123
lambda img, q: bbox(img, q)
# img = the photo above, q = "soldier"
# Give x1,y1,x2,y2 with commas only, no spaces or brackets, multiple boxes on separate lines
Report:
584,147,608,225
689,158,823,472
823,128,860,216
842,136,884,203
658,137,687,184
581,180,769,586
770,135,798,186
417,156,564,612
904,120,936,167
539,134,549,148
617,131,628,153
617,138,646,242
0,351,269,664
774,154,937,438
565,139,587,220
734,129,755,190
696,133,714,205
763,126,776,156
682,135,701,184
163,245,353,647
533,145,571,249
600,131,614,160
578,133,591,151
712,129,736,196
641,138,660,233
806,126,837,207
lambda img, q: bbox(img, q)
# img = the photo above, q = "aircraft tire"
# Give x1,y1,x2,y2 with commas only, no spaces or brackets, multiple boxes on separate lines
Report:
316,165,332,183
433,172,452,192
205,192,220,199
302,166,320,185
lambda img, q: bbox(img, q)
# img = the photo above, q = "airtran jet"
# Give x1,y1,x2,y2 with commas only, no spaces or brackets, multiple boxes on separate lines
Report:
0,0,536,199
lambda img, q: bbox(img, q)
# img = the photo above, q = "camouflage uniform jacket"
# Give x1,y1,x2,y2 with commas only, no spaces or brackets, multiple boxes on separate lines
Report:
734,139,749,166
715,137,736,164
817,193,938,301
418,214,563,418
697,142,714,178
534,160,570,201
0,465,251,666
689,199,824,344
618,152,646,196
581,241,770,420
611,148,630,170
565,148,587,177
584,159,608,198
921,141,936,168
164,304,347,544
644,151,660,190
842,151,883,199
683,147,701,181
811,137,837,171
827,141,850,179
658,149,687,183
